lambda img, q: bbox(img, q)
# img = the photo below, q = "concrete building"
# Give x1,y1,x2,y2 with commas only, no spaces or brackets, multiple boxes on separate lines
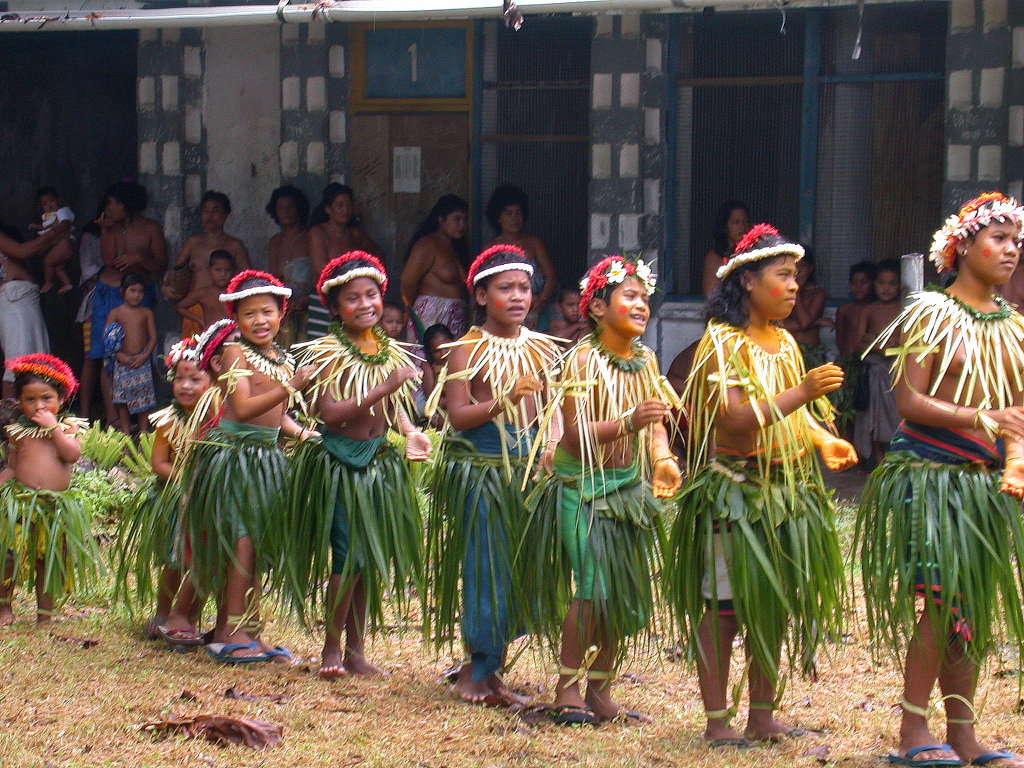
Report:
1,0,1020,365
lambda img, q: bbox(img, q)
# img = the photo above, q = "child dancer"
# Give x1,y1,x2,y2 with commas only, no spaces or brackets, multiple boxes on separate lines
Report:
668,225,855,747
858,193,1024,767
284,252,429,678
523,256,682,726
178,270,314,663
0,355,95,625
118,335,215,645
427,244,563,707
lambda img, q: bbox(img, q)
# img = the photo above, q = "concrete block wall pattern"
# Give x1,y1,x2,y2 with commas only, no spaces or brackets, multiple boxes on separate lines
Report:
944,0,1022,209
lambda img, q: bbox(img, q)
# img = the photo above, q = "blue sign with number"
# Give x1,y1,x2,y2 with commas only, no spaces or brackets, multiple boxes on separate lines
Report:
364,27,467,99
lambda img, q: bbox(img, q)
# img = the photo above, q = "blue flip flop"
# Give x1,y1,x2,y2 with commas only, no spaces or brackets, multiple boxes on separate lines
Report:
886,745,965,767
265,646,293,662
205,641,272,664
972,752,1020,766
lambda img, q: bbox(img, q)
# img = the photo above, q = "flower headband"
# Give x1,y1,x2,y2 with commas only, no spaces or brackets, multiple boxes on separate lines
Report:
219,269,292,318
578,256,656,319
316,251,388,309
194,319,238,372
6,353,79,396
164,336,199,382
716,223,804,281
466,244,534,291
929,192,1024,273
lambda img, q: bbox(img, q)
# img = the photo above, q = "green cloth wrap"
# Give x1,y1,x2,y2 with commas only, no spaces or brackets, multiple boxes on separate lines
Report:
0,480,99,602
856,450,1024,664
275,430,422,631
666,455,843,689
519,448,665,665
176,419,285,599
115,476,183,613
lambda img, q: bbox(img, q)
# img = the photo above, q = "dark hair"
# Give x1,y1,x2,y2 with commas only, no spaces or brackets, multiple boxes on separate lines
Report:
875,258,900,278
849,260,877,281
265,185,310,226
405,194,469,265
712,200,750,257
209,249,235,267
309,183,355,227
382,298,405,315
471,247,535,323
422,323,455,365
121,272,146,292
201,190,231,215
484,184,529,232
555,287,580,303
36,186,59,200
14,372,67,400
105,181,148,216
705,254,791,329
323,256,383,314
798,245,816,284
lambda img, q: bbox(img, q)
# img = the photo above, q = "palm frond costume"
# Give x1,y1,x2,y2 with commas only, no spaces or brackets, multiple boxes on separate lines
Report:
277,322,423,630
665,322,843,687
0,415,97,602
426,324,563,682
856,289,1024,663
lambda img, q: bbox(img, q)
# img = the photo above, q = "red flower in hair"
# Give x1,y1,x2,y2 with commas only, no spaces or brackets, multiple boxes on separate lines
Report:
465,244,529,291
578,256,620,319
316,251,388,308
221,269,290,318
731,223,779,256
6,353,79,396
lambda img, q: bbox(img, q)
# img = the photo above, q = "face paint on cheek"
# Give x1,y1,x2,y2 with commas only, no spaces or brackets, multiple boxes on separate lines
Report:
343,306,355,316
983,248,991,258
770,287,782,298
493,300,504,310
618,305,629,315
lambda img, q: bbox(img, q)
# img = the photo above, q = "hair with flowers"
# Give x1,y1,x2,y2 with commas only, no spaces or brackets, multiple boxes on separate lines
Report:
164,336,199,381
929,192,1023,274
194,319,238,373
219,269,291,318
316,251,388,310
577,255,657,320
715,223,804,281
7,353,79,397
465,244,534,291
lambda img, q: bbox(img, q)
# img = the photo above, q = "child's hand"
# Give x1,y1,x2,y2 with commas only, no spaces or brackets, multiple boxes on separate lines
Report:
1000,460,1024,499
289,364,317,391
534,447,555,480
28,223,42,232
509,375,543,405
632,399,670,430
404,429,431,461
652,455,682,498
819,437,857,471
987,407,1024,443
800,363,844,401
132,353,148,369
384,365,421,394
30,409,58,430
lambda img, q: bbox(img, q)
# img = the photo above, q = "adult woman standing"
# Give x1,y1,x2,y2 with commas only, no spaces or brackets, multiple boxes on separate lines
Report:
266,185,312,344
700,200,751,298
483,185,557,328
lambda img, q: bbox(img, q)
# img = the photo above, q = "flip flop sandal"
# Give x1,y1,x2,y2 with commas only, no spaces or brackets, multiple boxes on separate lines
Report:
205,641,272,664
549,704,598,727
709,737,756,750
972,752,1023,767
885,744,965,767
265,646,294,663
157,625,206,647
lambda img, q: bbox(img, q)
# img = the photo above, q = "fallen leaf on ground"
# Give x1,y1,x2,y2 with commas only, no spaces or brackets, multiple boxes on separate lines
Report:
224,686,289,704
179,690,198,701
138,714,282,748
50,634,98,648
803,744,831,760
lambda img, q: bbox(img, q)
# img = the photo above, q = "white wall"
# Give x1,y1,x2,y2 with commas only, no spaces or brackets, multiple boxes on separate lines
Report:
203,25,281,267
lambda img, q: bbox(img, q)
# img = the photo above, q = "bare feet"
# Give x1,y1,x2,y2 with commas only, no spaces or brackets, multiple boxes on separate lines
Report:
318,649,346,680
948,724,1024,767
585,685,653,724
0,603,13,626
57,282,73,295
40,281,54,294
893,721,961,764
744,712,806,742
343,653,387,677
488,675,530,707
704,718,752,748
252,636,293,665
214,630,266,661
453,664,500,705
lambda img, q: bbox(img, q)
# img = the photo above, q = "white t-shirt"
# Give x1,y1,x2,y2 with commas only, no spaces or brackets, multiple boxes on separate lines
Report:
38,206,75,235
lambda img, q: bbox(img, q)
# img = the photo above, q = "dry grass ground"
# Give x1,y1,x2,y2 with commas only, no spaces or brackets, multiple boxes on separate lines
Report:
1,498,1022,768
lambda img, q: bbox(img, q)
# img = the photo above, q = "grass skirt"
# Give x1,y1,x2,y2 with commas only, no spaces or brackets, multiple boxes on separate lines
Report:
0,481,98,602
665,456,843,687
115,478,182,612
519,451,666,667
176,421,286,599
425,428,531,677
275,434,422,630
856,450,1024,664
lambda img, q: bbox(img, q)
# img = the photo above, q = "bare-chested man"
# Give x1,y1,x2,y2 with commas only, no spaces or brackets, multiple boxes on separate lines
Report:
0,226,62,398
164,190,249,335
266,186,312,345
81,182,166,422
400,194,469,340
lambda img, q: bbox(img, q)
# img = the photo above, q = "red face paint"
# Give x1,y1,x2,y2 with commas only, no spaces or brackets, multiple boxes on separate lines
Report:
493,300,504,309
983,248,991,257
771,287,782,297
618,305,629,315
343,306,355,315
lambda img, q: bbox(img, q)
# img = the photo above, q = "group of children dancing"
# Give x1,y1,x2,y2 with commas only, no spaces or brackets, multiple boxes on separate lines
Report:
1,192,1023,767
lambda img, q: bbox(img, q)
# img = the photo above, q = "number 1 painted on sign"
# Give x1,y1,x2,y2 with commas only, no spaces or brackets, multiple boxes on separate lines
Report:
408,43,418,83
